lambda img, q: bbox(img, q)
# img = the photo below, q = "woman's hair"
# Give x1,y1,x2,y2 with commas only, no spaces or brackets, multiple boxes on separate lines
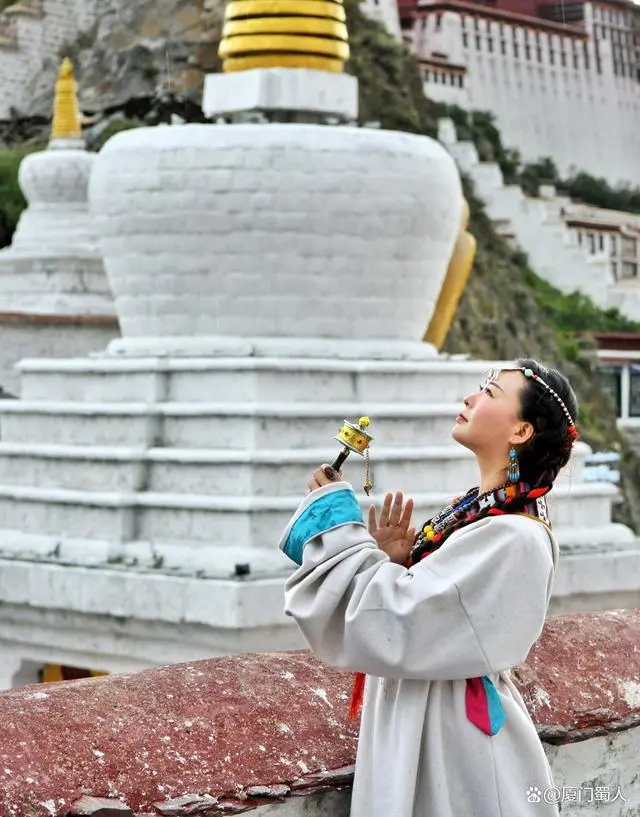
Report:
515,357,579,487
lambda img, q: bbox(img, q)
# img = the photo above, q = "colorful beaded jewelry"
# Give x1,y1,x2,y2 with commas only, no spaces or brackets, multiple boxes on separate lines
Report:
413,482,520,555
411,481,551,563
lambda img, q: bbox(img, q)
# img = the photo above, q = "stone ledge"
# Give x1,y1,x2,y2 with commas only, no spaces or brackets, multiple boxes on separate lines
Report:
516,610,640,742
0,610,638,817
106,336,443,361
15,356,507,374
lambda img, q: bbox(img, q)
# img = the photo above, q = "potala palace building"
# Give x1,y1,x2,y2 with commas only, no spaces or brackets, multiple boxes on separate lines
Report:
372,0,640,185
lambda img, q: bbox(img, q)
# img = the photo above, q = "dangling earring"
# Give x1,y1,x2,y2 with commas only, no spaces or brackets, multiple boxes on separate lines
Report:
507,447,520,483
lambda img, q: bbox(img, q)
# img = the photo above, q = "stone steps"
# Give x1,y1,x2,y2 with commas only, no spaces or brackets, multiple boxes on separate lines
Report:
0,400,467,448
16,356,509,405
0,528,292,578
0,441,589,495
0,482,619,550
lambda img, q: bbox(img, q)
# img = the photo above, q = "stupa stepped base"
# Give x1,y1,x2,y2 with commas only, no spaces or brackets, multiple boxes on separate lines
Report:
0,441,588,496
0,482,628,560
16,354,505,403
0,350,635,645
0,546,637,677
0,252,114,317
0,400,504,448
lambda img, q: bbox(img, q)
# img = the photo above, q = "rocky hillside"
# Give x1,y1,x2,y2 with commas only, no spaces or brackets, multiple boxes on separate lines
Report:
21,0,217,118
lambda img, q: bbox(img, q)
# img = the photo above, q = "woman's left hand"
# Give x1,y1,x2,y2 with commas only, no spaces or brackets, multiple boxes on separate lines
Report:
306,464,343,494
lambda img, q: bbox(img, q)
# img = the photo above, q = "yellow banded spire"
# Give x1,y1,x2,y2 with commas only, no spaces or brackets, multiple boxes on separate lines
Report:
218,0,350,73
51,58,82,141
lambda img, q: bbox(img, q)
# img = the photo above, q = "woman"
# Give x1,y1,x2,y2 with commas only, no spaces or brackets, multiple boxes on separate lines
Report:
277,358,579,817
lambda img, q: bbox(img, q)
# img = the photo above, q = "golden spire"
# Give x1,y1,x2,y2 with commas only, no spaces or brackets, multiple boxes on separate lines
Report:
218,0,350,73
51,58,82,141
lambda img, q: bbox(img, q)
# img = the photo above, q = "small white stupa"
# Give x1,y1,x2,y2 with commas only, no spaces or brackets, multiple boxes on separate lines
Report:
0,5,635,688
0,58,117,392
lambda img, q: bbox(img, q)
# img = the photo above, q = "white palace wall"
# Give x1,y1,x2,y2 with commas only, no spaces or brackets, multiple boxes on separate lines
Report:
415,2,640,186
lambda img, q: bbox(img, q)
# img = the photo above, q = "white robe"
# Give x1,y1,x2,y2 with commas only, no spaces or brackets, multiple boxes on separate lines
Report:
278,481,561,817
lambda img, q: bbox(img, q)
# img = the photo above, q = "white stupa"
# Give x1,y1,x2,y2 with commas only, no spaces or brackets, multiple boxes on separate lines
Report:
0,58,117,393
0,6,635,688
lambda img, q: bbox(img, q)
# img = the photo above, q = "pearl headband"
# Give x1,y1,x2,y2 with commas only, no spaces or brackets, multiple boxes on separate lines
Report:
519,366,576,429
486,366,578,438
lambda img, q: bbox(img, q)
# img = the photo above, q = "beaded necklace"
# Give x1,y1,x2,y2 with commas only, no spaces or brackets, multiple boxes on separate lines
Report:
410,480,552,564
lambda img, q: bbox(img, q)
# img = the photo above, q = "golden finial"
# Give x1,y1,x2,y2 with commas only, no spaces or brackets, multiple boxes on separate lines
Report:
51,57,82,141
218,0,350,73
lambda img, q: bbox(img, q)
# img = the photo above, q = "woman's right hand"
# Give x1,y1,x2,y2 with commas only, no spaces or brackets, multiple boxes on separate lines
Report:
368,492,416,565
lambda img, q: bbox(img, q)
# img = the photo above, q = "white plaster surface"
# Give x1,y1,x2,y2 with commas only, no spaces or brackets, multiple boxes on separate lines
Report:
10,146,98,256
0,319,117,395
203,68,358,119
0,353,635,625
89,123,462,342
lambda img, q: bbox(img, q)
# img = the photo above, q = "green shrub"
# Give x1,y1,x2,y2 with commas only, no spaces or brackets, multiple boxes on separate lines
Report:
0,148,27,249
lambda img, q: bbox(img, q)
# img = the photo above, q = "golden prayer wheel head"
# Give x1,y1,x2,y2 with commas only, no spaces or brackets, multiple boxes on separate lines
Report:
335,416,373,455
218,0,350,74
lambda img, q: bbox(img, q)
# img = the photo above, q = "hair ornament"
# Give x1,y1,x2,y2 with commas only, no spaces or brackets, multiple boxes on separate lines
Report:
521,367,576,431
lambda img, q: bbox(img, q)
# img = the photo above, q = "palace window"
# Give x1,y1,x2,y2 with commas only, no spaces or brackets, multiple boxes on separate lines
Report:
630,369,640,417
621,261,639,279
598,234,605,251
599,366,622,416
622,237,638,256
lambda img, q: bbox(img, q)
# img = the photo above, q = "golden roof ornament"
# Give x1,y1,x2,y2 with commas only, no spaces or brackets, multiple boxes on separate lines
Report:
218,0,350,73
51,57,82,142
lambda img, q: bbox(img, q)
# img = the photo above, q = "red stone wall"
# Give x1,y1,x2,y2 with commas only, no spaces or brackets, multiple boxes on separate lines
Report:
0,611,638,817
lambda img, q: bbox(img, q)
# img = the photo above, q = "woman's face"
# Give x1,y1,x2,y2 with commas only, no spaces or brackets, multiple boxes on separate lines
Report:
452,368,534,455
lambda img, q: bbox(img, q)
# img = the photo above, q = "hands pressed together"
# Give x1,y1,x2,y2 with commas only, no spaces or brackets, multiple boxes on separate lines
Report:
306,464,416,566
